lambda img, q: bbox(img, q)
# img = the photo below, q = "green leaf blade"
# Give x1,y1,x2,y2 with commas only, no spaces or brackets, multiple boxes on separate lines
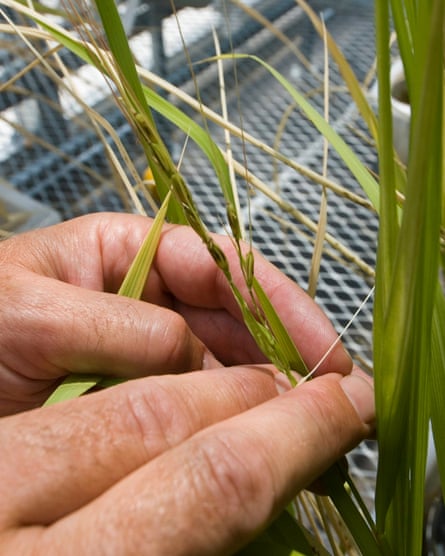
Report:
118,191,171,299
373,0,444,551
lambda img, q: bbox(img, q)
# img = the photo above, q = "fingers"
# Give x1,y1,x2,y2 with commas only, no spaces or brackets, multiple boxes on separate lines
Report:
80,215,350,372
38,369,374,555
0,264,217,390
0,365,281,528
154,225,352,373
1,213,351,375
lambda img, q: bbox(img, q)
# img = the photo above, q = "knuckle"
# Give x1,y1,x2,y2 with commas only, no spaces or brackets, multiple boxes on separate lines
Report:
123,379,193,454
188,433,274,525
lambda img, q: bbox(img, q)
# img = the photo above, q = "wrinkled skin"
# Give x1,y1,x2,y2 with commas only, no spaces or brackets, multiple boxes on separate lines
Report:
0,213,374,555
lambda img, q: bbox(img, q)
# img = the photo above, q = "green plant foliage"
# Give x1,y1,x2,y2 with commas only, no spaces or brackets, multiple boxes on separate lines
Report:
252,276,306,383
93,0,187,224
431,288,445,493
5,0,445,553
118,191,171,298
43,374,104,406
295,0,378,143
12,0,311,398
90,0,313,384
373,0,444,552
236,509,327,556
214,53,380,211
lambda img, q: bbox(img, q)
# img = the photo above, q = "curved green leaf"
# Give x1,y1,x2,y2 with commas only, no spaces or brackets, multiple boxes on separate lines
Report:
214,53,380,211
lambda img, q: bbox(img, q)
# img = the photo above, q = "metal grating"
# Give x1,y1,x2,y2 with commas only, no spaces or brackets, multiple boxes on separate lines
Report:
171,0,379,365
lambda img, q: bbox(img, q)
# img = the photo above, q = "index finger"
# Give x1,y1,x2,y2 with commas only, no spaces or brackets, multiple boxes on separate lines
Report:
153,224,352,374
16,213,351,374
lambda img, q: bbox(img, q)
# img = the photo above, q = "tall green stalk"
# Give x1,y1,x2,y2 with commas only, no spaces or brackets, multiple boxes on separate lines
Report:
373,1,444,552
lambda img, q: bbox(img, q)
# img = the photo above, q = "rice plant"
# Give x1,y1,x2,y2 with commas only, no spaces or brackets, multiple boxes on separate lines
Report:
0,0,444,554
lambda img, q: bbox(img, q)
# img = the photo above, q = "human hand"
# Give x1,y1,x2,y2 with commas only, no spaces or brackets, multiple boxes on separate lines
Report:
0,212,351,414
0,363,374,555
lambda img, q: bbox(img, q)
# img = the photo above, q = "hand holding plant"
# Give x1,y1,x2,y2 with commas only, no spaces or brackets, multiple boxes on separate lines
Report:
0,212,351,416
3,0,439,548
0,230,373,552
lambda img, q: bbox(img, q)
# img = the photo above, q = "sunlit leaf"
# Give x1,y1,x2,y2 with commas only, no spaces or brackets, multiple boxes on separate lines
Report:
214,53,380,211
373,0,444,552
118,191,171,298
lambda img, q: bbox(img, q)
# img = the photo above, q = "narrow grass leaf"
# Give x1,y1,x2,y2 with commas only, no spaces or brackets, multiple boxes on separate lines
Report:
2,0,100,64
43,374,103,406
295,0,378,142
373,1,444,551
308,19,329,298
94,0,149,116
252,276,306,379
44,193,170,405
431,287,445,497
214,53,380,211
93,0,185,223
118,191,171,298
389,0,415,98
373,0,399,312
140,84,235,214
322,465,389,556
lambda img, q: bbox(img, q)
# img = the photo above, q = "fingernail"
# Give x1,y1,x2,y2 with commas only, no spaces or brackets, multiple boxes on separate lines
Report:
340,372,375,425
